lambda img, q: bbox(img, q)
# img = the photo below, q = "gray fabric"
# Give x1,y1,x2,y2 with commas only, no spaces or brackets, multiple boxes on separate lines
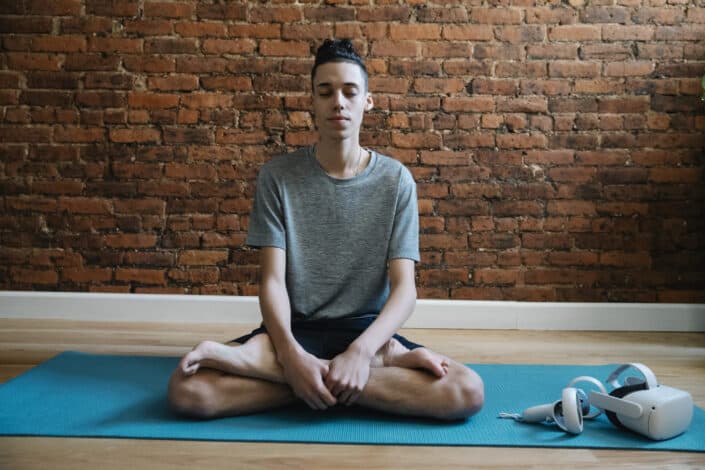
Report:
247,146,419,320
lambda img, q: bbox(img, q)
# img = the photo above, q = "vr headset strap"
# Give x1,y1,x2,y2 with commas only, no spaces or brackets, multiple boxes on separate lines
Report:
589,391,643,419
606,363,658,389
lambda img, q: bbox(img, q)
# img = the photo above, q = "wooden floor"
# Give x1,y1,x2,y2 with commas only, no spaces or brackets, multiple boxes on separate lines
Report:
1,319,704,469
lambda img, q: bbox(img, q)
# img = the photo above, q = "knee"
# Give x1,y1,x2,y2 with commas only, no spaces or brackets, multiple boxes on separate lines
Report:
168,370,220,419
437,367,484,421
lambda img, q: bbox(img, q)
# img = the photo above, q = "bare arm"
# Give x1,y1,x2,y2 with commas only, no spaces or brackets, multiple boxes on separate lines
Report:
258,246,295,351
350,257,417,357
258,246,336,409
325,258,418,404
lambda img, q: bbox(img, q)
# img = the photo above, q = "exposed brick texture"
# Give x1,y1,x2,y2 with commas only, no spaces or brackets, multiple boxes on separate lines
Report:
1,1,704,302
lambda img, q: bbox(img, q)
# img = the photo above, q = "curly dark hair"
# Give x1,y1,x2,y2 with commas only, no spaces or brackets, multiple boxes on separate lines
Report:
311,38,368,91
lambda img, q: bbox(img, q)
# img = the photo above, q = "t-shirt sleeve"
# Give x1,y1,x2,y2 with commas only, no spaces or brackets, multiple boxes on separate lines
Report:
388,167,420,262
246,165,286,250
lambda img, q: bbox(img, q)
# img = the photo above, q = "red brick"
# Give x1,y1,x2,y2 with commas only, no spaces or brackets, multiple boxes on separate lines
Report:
148,75,199,91
144,1,194,18
548,25,601,41
474,269,520,285
58,197,112,214
649,168,701,184
391,132,442,149
174,22,227,37
31,35,86,53
497,133,547,149
61,267,113,284
260,40,310,57
26,0,80,15
604,62,654,77
0,16,53,33
11,267,59,284
86,0,139,16
202,39,256,54
442,25,493,41
389,24,441,40
470,233,519,250
89,38,143,54
420,234,468,249
110,128,160,143
418,268,469,285
251,6,303,23
115,268,165,285
528,44,578,60
6,53,62,71
413,78,466,94
53,127,105,143
417,7,467,23
145,39,197,54
367,77,408,94
525,7,577,24
128,92,179,109
603,25,654,40
600,251,651,268
124,19,173,35
549,61,601,78
420,150,472,166
525,269,600,286
123,56,175,73
357,6,411,22
0,127,51,143
105,234,157,248
196,3,247,20
370,40,418,57
470,8,522,24
178,250,229,266
442,97,494,112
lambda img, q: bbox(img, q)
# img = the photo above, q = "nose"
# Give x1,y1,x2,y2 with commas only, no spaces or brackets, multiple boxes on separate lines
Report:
331,90,345,110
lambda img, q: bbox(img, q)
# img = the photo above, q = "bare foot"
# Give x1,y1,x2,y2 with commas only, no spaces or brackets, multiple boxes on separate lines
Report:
375,338,450,378
179,340,240,376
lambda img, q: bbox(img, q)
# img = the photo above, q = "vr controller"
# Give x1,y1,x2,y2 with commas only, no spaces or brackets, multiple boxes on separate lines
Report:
499,363,693,441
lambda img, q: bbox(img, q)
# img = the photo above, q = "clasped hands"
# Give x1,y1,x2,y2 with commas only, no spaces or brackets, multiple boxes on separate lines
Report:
279,345,371,410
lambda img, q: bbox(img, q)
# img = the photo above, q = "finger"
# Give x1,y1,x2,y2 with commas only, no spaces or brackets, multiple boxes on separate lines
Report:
345,391,361,406
329,380,347,397
305,393,325,410
181,360,197,375
319,385,337,407
339,389,353,406
324,373,338,391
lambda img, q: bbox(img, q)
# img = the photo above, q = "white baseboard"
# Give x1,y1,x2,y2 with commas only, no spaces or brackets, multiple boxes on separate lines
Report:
1,291,704,331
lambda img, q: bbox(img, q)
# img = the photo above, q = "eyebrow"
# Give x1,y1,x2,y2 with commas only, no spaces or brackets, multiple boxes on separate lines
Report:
315,82,360,89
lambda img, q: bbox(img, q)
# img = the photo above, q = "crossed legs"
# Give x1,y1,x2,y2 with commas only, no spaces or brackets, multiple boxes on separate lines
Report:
168,333,484,421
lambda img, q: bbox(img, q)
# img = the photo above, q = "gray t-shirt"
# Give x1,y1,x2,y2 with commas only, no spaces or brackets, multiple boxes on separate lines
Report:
246,146,420,320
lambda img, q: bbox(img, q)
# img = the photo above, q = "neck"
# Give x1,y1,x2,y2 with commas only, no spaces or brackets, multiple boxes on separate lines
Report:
315,138,365,179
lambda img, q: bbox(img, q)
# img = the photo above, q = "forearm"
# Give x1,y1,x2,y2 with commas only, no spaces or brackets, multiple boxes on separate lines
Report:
349,276,417,358
259,278,301,361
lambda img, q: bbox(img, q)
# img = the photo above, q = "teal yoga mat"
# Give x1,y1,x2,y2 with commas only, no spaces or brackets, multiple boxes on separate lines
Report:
1,351,703,451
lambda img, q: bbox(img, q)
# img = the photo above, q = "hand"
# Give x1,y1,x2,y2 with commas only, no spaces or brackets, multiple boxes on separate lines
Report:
325,346,372,406
279,347,337,410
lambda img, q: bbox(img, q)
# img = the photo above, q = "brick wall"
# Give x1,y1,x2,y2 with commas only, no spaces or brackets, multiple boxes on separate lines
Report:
1,1,704,302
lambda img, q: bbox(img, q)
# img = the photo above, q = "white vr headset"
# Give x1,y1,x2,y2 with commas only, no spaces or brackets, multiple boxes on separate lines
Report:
500,363,693,441
589,363,693,441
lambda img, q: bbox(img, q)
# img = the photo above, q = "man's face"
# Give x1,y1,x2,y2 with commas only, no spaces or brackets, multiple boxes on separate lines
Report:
311,61,373,142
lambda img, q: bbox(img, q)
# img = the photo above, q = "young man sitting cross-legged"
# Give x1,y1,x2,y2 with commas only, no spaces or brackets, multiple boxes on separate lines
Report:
168,39,484,421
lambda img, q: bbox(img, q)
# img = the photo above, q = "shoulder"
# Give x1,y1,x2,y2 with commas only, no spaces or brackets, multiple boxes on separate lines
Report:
373,151,415,186
258,147,311,181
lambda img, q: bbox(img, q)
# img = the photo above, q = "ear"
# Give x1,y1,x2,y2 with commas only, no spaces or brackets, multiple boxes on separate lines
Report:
364,93,374,112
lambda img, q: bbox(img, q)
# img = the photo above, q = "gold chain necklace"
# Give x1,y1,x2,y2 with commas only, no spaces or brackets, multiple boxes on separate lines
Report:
354,146,365,177
314,145,366,178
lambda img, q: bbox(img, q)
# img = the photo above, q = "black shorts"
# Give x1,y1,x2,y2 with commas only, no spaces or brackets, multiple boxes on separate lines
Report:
231,314,423,360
